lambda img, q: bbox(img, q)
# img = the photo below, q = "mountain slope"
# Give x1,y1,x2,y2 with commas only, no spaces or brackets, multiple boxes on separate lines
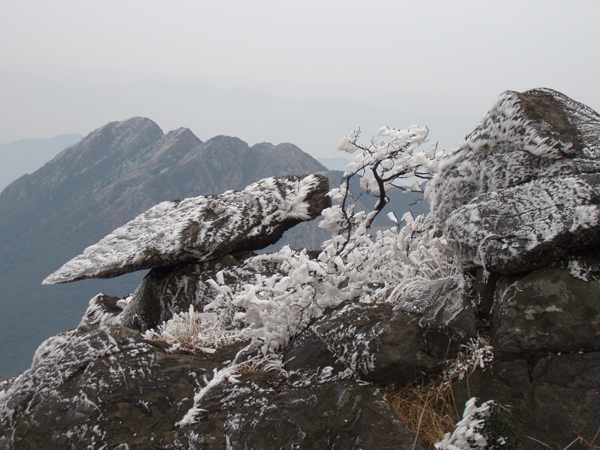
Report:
0,134,82,191
0,117,330,378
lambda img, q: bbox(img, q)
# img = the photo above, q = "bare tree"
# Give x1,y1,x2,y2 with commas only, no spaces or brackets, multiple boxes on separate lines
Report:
320,125,440,244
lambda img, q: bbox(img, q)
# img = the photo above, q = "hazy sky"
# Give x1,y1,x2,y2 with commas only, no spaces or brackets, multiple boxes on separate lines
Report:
2,0,600,118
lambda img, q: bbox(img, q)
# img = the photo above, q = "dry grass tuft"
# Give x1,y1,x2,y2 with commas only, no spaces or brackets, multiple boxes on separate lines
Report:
386,337,495,446
386,378,459,446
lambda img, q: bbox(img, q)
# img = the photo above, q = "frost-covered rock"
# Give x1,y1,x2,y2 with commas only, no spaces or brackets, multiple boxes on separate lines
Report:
451,353,600,448
428,88,600,272
42,174,331,284
286,301,476,385
445,174,600,273
0,325,241,449
428,88,600,228
0,325,424,450
491,262,600,354
119,251,281,331
78,293,123,327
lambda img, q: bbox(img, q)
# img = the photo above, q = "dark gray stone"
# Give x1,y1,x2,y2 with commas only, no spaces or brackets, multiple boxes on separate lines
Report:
119,252,263,331
491,265,600,354
287,301,476,385
445,174,600,274
451,352,600,449
0,325,424,450
204,371,425,450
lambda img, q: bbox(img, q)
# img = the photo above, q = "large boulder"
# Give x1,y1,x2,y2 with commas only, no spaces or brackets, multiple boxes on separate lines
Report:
285,300,476,385
43,174,331,284
427,88,600,272
490,261,600,355
428,88,600,228
0,325,424,450
445,174,600,273
451,352,600,448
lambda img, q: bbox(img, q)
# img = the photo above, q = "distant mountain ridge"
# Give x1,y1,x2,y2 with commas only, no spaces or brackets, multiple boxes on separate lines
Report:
0,75,480,160
0,117,331,378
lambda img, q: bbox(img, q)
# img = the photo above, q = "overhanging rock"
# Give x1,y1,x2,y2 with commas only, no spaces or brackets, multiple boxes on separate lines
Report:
43,174,330,284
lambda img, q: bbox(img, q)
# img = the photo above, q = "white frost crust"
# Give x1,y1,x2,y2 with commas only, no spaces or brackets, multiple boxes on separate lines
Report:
435,398,491,450
143,305,241,353
444,175,600,270
568,259,590,281
427,88,600,228
43,175,325,285
79,294,123,327
0,326,154,446
176,366,241,428
468,90,574,159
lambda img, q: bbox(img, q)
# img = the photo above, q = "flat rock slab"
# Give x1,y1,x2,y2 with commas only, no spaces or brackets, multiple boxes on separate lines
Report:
445,174,600,273
43,174,330,284
0,325,423,450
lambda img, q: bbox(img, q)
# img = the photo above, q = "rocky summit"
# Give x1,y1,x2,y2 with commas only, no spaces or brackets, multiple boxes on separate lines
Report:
2,89,600,449
427,88,600,273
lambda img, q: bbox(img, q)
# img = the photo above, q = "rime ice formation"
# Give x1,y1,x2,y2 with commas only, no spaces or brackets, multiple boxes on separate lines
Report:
43,174,331,284
426,88,600,272
0,325,423,449
428,88,600,227
446,175,600,273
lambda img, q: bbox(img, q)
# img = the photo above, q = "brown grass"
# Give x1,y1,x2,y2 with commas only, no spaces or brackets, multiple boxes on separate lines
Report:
386,378,459,447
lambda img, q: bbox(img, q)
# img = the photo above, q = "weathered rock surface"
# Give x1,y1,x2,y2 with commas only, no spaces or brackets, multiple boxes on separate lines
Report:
445,174,600,273
427,88,600,273
0,325,424,450
490,263,600,354
452,352,600,449
119,251,278,331
429,88,600,228
43,174,331,284
286,300,476,385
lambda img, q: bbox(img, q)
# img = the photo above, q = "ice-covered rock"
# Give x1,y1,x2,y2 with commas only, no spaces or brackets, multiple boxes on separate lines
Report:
0,325,424,449
445,174,600,273
428,88,600,228
285,301,476,385
42,174,331,284
428,88,600,272
119,251,281,331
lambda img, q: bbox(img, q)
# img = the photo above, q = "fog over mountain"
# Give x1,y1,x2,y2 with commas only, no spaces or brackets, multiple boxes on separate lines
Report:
0,134,82,191
0,74,480,160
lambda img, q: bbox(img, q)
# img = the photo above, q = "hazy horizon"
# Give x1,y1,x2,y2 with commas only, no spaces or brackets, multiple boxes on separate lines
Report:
2,1,599,153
